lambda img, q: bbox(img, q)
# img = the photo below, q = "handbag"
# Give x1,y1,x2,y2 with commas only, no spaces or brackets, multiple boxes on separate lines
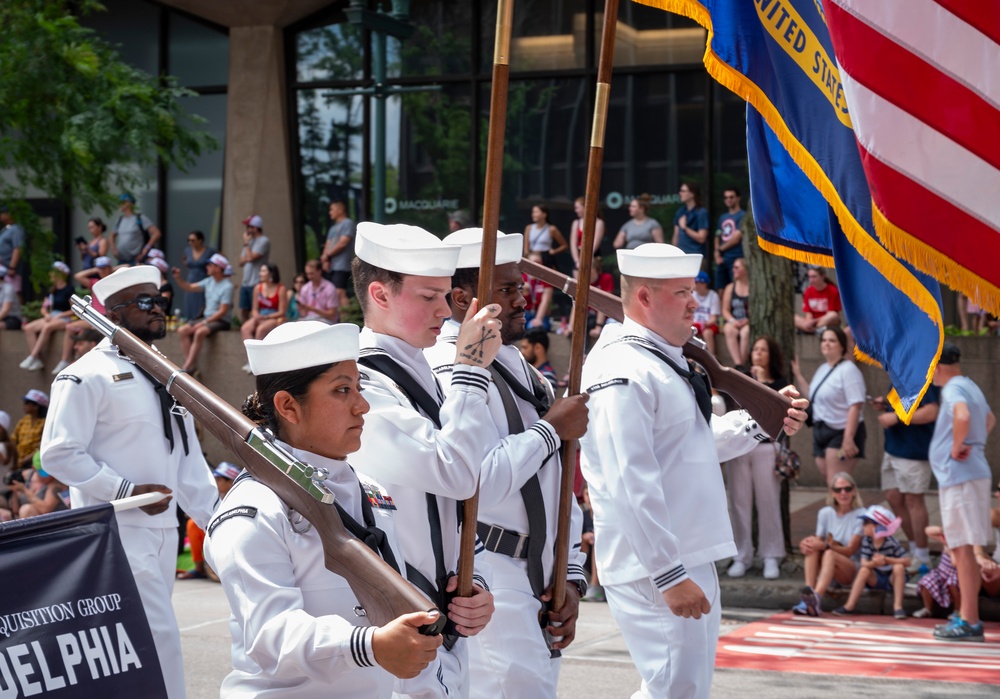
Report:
774,434,801,481
804,359,844,427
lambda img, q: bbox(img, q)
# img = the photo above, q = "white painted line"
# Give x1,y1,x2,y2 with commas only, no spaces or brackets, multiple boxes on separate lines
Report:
180,617,230,632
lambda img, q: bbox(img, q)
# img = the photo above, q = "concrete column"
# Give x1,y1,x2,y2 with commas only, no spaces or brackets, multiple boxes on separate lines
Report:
221,25,296,283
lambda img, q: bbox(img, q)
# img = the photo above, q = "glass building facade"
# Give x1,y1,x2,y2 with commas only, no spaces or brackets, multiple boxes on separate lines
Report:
77,1,228,263
289,0,751,262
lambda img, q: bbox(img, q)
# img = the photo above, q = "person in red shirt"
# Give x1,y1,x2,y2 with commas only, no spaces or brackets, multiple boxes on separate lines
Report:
796,266,843,334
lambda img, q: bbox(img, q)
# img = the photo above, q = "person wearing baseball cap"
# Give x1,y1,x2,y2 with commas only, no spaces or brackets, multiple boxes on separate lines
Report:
692,270,720,356
111,193,161,265
348,222,503,697
178,461,242,582
927,341,996,641
238,214,270,322
19,262,76,372
10,389,49,471
173,252,234,373
578,243,809,699
41,264,220,698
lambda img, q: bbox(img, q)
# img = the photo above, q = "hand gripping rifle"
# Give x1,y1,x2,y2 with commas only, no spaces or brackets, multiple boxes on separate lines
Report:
517,262,793,439
71,295,446,635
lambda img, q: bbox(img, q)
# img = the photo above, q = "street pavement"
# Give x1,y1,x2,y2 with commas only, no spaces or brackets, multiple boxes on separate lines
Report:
175,580,998,698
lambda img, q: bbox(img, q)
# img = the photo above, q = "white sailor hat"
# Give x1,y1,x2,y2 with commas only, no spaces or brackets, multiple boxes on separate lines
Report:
92,266,161,306
52,261,71,276
617,243,702,279
94,256,113,268
355,222,461,277
443,228,523,269
145,249,165,260
245,321,360,376
208,252,229,269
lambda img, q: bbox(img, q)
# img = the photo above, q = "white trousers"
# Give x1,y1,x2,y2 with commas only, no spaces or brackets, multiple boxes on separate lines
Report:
394,627,469,699
726,442,785,565
118,524,185,699
467,552,559,699
605,563,721,699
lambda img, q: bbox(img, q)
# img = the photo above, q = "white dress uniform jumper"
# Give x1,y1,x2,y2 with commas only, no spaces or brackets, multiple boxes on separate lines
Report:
41,338,221,699
579,318,768,699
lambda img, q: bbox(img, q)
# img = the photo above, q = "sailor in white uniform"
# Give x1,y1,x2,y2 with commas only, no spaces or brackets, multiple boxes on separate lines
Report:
41,266,221,699
578,244,808,699
204,322,442,697
349,223,502,699
425,228,591,698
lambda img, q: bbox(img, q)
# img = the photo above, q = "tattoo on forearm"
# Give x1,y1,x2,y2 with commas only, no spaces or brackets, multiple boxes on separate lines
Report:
461,328,496,365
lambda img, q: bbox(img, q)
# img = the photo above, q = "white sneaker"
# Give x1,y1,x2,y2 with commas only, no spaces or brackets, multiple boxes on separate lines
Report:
26,356,44,371
19,355,35,369
763,558,781,580
51,360,71,375
727,561,747,578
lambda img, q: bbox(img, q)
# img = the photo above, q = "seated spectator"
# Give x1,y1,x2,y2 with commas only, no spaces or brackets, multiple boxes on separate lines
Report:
833,505,910,618
0,411,12,471
20,261,74,372
523,272,553,331
8,452,68,519
52,325,105,376
75,217,109,280
173,253,234,374
74,255,114,290
795,266,843,334
181,230,216,321
0,264,22,330
721,257,750,366
286,273,305,322
975,479,1000,597
914,526,959,618
794,472,865,616
10,390,48,471
296,259,338,324
519,328,558,388
178,461,239,581
727,336,787,580
147,257,176,307
692,271,720,355
241,263,287,341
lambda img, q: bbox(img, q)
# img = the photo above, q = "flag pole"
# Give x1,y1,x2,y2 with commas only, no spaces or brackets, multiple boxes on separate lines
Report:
457,0,514,598
552,0,620,612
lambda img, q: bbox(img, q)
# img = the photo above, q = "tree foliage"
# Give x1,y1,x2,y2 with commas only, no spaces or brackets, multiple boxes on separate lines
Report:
0,0,216,289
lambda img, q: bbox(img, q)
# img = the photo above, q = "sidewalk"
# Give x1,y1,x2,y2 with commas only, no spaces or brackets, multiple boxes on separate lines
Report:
719,487,1000,621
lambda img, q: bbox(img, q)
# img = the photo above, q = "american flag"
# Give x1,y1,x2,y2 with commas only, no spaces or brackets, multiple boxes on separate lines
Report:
824,0,1000,315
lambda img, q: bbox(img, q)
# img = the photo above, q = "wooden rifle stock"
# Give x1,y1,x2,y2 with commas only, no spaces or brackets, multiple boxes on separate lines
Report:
71,295,446,635
518,261,792,439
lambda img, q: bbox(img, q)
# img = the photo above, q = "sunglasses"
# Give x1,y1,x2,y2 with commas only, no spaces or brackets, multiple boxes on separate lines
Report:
831,485,854,494
110,295,170,313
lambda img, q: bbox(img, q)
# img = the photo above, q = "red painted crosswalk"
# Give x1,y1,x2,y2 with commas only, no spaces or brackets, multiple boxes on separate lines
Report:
715,612,1000,684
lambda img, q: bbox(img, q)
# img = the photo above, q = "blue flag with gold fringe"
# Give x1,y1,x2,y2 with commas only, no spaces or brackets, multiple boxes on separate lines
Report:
638,0,943,417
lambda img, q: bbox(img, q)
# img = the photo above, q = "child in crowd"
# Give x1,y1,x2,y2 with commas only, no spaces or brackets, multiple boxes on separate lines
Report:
914,526,959,618
833,504,910,618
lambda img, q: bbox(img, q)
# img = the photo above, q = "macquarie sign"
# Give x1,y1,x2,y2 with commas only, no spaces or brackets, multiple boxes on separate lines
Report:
0,507,166,698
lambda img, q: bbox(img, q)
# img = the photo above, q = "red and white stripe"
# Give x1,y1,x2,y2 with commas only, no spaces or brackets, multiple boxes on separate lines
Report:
823,0,1000,293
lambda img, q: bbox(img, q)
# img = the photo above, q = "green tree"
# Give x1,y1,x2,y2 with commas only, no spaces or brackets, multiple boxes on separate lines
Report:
0,0,215,290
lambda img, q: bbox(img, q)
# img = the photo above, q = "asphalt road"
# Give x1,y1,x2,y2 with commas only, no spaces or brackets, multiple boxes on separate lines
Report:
175,580,997,698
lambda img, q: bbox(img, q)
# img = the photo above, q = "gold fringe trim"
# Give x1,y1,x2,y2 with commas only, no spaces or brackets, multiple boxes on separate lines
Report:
757,237,835,267
636,0,943,423
872,205,1000,318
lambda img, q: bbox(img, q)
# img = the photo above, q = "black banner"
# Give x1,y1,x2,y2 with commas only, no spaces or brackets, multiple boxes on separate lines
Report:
0,506,167,698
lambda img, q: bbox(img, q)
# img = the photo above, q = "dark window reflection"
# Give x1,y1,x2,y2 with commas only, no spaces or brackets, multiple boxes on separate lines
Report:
296,22,365,83
481,0,588,73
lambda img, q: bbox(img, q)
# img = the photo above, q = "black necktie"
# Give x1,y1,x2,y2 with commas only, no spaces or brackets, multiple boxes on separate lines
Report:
133,365,189,455
618,337,713,424
335,482,401,575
